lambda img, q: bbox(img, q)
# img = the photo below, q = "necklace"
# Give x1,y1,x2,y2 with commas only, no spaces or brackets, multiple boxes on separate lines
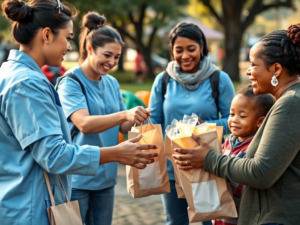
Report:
184,87,190,98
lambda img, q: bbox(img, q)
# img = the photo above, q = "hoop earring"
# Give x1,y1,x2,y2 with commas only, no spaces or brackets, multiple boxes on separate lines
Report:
271,75,278,87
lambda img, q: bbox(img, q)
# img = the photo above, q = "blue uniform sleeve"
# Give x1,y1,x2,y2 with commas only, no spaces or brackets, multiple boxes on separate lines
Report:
3,79,100,175
30,135,100,175
206,71,235,134
4,79,63,148
57,76,88,119
149,73,164,125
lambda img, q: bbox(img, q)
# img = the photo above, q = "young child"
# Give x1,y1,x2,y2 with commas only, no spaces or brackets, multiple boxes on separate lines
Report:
215,84,275,225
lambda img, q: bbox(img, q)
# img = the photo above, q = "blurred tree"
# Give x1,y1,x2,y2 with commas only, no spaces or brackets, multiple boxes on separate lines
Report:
199,0,296,81
0,15,9,42
69,0,189,77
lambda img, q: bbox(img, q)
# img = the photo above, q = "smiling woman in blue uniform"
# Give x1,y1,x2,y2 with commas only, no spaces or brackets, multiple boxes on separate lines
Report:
0,1,157,225
56,12,151,225
149,22,235,225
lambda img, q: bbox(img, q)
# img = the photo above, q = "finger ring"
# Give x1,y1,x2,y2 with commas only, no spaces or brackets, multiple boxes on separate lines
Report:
186,161,188,165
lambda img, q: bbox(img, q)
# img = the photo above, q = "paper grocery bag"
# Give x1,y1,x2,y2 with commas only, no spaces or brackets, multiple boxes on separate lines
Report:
193,126,223,144
126,119,170,198
165,135,186,198
172,130,237,222
164,125,223,199
43,171,82,225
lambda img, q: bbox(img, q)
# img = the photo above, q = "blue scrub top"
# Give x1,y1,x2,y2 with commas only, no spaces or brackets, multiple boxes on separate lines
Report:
149,70,235,180
57,66,126,190
0,50,100,225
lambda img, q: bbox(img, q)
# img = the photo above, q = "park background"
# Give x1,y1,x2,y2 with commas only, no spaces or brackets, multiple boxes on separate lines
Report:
1,0,300,93
1,0,300,224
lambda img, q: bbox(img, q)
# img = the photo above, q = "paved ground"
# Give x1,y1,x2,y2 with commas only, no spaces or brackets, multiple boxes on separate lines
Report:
112,164,203,225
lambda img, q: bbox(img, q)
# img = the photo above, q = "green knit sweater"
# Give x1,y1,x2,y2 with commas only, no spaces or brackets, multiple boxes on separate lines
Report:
205,83,300,225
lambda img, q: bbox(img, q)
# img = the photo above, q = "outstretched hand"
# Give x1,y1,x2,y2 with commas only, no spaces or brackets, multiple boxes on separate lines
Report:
117,134,158,169
172,133,211,170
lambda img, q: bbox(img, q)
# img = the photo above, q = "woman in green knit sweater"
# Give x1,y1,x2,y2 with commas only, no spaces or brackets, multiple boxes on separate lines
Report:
172,24,300,225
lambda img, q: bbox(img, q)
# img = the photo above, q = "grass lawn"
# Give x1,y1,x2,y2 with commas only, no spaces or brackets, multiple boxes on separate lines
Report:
110,70,157,92
120,82,154,92
110,70,242,93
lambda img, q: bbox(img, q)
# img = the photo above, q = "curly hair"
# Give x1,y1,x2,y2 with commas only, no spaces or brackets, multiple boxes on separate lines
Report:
258,24,300,76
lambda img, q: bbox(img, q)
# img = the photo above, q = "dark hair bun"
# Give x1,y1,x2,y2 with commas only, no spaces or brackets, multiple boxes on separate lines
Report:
2,0,32,22
287,24,300,47
82,12,106,31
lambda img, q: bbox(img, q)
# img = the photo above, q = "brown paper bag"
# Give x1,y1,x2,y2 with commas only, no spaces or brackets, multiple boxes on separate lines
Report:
126,119,170,198
165,135,186,198
164,126,223,198
194,126,223,144
172,130,237,222
43,170,82,225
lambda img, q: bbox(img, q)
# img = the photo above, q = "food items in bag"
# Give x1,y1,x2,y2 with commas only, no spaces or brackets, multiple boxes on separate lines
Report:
164,114,237,222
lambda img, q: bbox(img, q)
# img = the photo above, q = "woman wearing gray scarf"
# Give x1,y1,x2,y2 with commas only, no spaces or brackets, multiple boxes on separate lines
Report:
148,22,235,225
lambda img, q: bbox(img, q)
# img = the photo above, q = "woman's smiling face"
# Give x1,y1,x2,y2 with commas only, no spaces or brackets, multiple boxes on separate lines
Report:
172,36,202,73
246,42,274,95
88,42,122,75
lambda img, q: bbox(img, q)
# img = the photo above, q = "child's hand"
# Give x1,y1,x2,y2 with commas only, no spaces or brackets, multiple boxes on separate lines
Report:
172,133,211,170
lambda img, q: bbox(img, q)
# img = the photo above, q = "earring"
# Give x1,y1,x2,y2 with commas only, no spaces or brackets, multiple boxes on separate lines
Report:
201,52,203,58
271,75,278,87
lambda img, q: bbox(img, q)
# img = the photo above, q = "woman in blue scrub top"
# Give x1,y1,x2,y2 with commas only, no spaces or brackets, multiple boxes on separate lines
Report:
0,1,157,225
149,22,235,225
57,12,151,225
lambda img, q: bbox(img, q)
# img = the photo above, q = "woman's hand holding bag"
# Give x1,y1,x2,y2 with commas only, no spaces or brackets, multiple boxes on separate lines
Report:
172,133,211,170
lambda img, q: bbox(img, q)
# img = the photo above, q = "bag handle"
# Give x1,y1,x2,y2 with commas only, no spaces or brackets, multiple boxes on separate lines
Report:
43,170,70,207
134,118,155,133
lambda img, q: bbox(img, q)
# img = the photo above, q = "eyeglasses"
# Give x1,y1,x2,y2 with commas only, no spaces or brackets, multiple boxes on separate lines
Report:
56,0,64,14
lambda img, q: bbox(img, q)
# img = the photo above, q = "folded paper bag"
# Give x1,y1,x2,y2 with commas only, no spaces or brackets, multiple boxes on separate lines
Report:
164,115,224,200
126,119,170,198
164,134,186,198
172,130,237,222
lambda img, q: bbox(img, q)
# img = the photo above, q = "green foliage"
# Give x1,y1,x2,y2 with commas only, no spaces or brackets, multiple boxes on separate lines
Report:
68,0,188,45
69,0,189,77
0,14,10,42
71,0,187,30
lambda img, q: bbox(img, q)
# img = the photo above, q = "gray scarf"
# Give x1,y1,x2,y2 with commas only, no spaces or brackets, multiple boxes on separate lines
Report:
166,56,218,91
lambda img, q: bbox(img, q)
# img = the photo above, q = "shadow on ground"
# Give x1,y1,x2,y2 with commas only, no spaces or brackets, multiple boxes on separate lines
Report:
113,164,203,225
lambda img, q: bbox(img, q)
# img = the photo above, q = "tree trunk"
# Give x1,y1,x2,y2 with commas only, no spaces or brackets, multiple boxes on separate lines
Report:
222,21,243,82
143,47,155,79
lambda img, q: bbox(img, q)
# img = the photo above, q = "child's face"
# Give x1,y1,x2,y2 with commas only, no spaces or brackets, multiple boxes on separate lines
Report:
228,94,264,142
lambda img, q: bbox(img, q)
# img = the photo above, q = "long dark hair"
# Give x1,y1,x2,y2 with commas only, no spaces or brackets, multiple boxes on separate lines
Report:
168,22,209,60
78,12,124,64
2,0,78,45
